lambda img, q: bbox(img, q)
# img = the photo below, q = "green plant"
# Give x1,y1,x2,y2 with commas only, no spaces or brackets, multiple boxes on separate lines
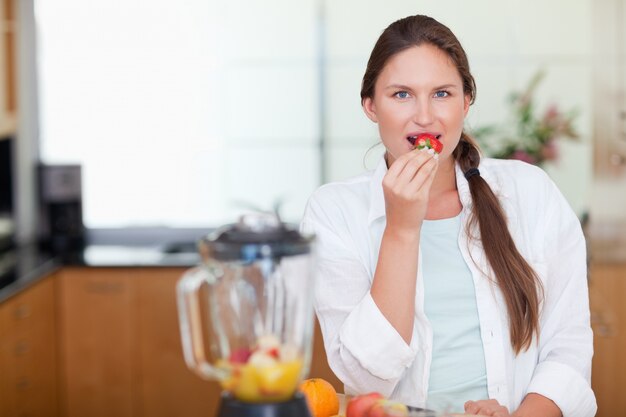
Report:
473,70,579,166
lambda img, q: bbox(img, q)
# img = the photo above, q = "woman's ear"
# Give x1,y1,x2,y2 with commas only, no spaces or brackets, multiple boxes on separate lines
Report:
362,97,378,123
463,94,471,117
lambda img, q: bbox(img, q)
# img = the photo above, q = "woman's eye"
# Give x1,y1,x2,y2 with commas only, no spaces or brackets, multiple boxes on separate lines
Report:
434,90,449,98
394,91,410,99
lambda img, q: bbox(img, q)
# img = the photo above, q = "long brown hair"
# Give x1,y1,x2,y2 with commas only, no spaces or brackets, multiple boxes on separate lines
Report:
361,15,542,353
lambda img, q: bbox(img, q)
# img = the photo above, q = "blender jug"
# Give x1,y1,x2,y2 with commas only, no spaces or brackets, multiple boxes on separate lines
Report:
177,212,316,416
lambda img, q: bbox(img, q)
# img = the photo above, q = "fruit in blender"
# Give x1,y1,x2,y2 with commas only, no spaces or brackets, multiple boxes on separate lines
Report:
217,335,304,403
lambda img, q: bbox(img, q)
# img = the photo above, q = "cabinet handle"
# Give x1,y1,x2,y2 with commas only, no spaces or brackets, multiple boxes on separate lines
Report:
85,281,125,294
13,304,31,320
16,377,31,390
591,310,615,337
14,341,30,356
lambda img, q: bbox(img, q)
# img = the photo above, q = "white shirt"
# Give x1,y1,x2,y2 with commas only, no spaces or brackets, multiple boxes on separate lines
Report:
300,157,596,417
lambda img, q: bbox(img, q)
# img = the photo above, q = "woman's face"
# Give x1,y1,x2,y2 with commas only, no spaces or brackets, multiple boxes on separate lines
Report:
363,44,470,165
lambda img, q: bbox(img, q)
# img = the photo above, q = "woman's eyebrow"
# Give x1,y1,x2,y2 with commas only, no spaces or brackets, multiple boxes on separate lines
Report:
384,83,460,90
384,83,413,90
432,84,459,90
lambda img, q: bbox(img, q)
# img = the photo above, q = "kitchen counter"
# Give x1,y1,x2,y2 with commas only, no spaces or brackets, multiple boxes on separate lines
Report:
0,244,59,303
1,219,623,305
0,244,200,303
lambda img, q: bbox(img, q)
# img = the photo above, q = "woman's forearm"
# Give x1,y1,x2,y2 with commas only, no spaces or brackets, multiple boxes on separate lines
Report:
370,226,420,344
513,393,562,417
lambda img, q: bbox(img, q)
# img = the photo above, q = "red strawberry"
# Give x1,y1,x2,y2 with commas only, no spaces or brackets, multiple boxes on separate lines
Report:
415,133,444,154
429,137,443,154
267,347,280,359
228,348,252,364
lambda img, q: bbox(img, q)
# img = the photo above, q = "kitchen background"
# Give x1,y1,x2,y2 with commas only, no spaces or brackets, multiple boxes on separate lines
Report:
5,0,626,239
1,0,626,416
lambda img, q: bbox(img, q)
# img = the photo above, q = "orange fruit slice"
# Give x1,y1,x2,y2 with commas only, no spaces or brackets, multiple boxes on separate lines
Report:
299,378,340,417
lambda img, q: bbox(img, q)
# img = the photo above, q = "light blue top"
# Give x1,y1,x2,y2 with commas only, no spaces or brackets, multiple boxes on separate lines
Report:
420,213,489,413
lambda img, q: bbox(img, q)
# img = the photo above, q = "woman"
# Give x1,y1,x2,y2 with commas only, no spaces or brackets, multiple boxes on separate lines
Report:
301,15,596,417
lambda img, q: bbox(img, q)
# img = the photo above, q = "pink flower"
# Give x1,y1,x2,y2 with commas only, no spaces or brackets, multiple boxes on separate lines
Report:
541,139,559,161
509,150,537,164
543,104,559,122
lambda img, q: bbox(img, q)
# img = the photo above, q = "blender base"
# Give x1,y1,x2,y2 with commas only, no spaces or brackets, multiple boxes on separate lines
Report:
217,393,312,417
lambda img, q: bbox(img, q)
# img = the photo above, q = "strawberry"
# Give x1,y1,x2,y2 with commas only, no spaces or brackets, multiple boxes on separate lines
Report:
228,348,252,364
414,133,443,154
267,347,280,359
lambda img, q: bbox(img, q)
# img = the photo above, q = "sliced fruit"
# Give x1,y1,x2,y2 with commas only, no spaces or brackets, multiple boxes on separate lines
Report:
218,356,303,403
366,399,409,417
346,393,384,417
229,348,252,364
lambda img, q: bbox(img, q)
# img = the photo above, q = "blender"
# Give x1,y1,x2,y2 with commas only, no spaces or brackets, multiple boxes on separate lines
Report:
177,212,315,417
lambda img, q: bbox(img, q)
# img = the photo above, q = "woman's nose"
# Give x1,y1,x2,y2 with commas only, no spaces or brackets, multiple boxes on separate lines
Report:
413,99,434,125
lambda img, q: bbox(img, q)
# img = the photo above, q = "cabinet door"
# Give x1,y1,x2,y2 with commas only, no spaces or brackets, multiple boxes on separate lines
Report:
0,275,58,417
590,263,626,417
58,268,134,417
0,292,17,417
135,268,219,417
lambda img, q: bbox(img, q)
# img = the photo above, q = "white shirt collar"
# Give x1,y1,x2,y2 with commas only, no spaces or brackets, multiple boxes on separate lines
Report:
367,157,388,225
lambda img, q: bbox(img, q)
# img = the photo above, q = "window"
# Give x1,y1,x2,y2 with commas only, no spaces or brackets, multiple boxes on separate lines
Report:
37,0,328,228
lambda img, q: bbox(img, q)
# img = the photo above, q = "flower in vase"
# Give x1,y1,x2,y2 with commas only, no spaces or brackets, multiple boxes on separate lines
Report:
473,70,579,167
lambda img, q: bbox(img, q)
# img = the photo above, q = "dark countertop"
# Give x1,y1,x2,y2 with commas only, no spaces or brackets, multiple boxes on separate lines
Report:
0,244,200,303
2,219,624,304
0,245,61,303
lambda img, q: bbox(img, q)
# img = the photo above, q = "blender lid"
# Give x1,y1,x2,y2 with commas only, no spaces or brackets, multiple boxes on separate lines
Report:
199,212,314,262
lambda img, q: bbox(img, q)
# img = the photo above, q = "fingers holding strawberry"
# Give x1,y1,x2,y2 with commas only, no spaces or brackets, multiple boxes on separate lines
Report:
383,148,438,233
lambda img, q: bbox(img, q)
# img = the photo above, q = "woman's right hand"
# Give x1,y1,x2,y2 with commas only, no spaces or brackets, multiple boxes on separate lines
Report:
382,149,438,236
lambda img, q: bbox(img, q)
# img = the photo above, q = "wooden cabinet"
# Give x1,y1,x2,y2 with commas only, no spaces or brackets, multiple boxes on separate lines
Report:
58,268,135,417
311,319,342,392
0,266,340,417
589,262,626,417
134,268,217,417
58,267,231,417
0,275,59,417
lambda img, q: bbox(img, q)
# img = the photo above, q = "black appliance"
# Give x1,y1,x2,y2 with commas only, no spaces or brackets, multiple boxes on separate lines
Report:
0,137,14,253
39,164,85,257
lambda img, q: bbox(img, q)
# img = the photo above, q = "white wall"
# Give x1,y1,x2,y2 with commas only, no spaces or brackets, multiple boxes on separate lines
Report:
589,0,626,224
36,0,594,229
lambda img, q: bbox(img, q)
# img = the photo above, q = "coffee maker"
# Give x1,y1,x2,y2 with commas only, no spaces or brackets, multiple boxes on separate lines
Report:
38,164,85,258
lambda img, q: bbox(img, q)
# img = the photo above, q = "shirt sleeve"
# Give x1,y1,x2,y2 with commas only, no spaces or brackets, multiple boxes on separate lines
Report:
525,179,597,417
301,192,419,397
